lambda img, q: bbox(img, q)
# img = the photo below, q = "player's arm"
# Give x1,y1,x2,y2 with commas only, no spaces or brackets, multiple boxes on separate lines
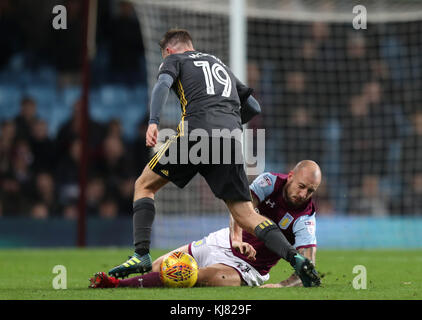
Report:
229,193,259,261
229,214,243,242
234,76,261,124
261,213,317,288
230,215,256,261
272,247,317,288
230,174,275,260
241,95,261,124
146,73,174,147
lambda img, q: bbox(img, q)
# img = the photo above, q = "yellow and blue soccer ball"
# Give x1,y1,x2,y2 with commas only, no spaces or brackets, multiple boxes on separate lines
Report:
160,251,198,288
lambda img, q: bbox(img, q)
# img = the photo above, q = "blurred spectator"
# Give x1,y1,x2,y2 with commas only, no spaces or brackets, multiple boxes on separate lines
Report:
341,91,390,189
0,120,16,174
56,138,81,208
99,197,118,219
400,111,422,214
95,134,133,190
0,173,30,216
14,96,38,141
30,202,49,219
302,21,332,63
10,139,33,189
283,106,322,168
401,111,422,177
284,71,306,101
49,0,83,87
362,81,400,175
106,118,123,139
63,204,78,220
86,176,106,216
312,179,335,216
29,119,56,173
349,174,389,216
116,176,135,215
108,0,145,85
31,172,60,216
131,118,152,176
56,99,106,164
341,33,372,98
403,173,422,215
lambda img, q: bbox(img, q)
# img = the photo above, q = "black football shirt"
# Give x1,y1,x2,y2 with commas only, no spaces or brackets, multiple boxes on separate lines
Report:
158,51,253,135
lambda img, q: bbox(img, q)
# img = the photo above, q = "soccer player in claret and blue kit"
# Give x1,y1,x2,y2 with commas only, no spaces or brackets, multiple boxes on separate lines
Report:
91,160,321,288
106,28,320,287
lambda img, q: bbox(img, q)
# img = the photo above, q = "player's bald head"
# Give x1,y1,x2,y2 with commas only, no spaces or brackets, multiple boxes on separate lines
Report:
283,160,321,208
292,160,322,185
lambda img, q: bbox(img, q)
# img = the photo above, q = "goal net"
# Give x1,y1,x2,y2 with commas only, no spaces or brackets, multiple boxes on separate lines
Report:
131,0,422,246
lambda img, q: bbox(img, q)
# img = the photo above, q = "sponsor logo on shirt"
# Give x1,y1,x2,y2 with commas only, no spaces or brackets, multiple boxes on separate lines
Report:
193,239,204,247
258,175,272,187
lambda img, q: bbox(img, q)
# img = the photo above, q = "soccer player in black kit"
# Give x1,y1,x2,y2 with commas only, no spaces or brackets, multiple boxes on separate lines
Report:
108,29,320,287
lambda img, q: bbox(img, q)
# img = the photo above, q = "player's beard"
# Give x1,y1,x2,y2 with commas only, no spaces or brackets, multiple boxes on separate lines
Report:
283,180,308,210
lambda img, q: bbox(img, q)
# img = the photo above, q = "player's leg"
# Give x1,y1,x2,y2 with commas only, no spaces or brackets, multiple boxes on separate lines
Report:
225,199,320,287
109,135,199,278
201,144,320,287
132,165,169,255
108,165,168,278
89,263,242,289
196,264,243,287
225,200,297,259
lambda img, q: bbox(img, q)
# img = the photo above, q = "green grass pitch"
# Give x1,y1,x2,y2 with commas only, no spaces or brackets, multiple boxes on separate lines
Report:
0,248,421,300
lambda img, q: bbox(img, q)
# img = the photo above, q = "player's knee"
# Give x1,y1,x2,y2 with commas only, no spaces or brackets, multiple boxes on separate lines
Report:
197,269,215,286
152,259,162,272
135,174,154,195
198,269,239,287
134,175,145,190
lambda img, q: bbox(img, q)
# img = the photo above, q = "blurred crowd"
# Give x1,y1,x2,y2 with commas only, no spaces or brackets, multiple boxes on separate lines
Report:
247,19,422,215
1,0,422,218
0,0,145,87
0,96,151,219
0,0,150,219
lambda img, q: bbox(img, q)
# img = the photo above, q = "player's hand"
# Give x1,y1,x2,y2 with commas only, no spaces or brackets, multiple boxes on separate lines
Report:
232,241,256,261
259,274,303,288
259,283,283,288
146,123,158,147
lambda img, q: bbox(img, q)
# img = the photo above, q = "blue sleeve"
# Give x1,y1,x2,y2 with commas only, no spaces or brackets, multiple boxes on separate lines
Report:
293,213,317,249
148,73,174,125
249,172,277,202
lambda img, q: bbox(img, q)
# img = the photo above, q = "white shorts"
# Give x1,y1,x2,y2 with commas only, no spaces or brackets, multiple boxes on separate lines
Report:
188,227,270,287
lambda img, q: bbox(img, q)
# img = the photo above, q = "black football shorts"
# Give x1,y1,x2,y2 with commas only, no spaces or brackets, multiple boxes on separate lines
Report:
147,135,251,202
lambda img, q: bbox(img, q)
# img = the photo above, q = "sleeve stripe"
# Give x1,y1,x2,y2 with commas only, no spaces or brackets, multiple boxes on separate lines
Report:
296,244,317,250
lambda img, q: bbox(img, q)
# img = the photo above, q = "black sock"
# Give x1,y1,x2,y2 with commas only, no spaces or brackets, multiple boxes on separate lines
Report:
133,197,155,255
254,220,298,266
